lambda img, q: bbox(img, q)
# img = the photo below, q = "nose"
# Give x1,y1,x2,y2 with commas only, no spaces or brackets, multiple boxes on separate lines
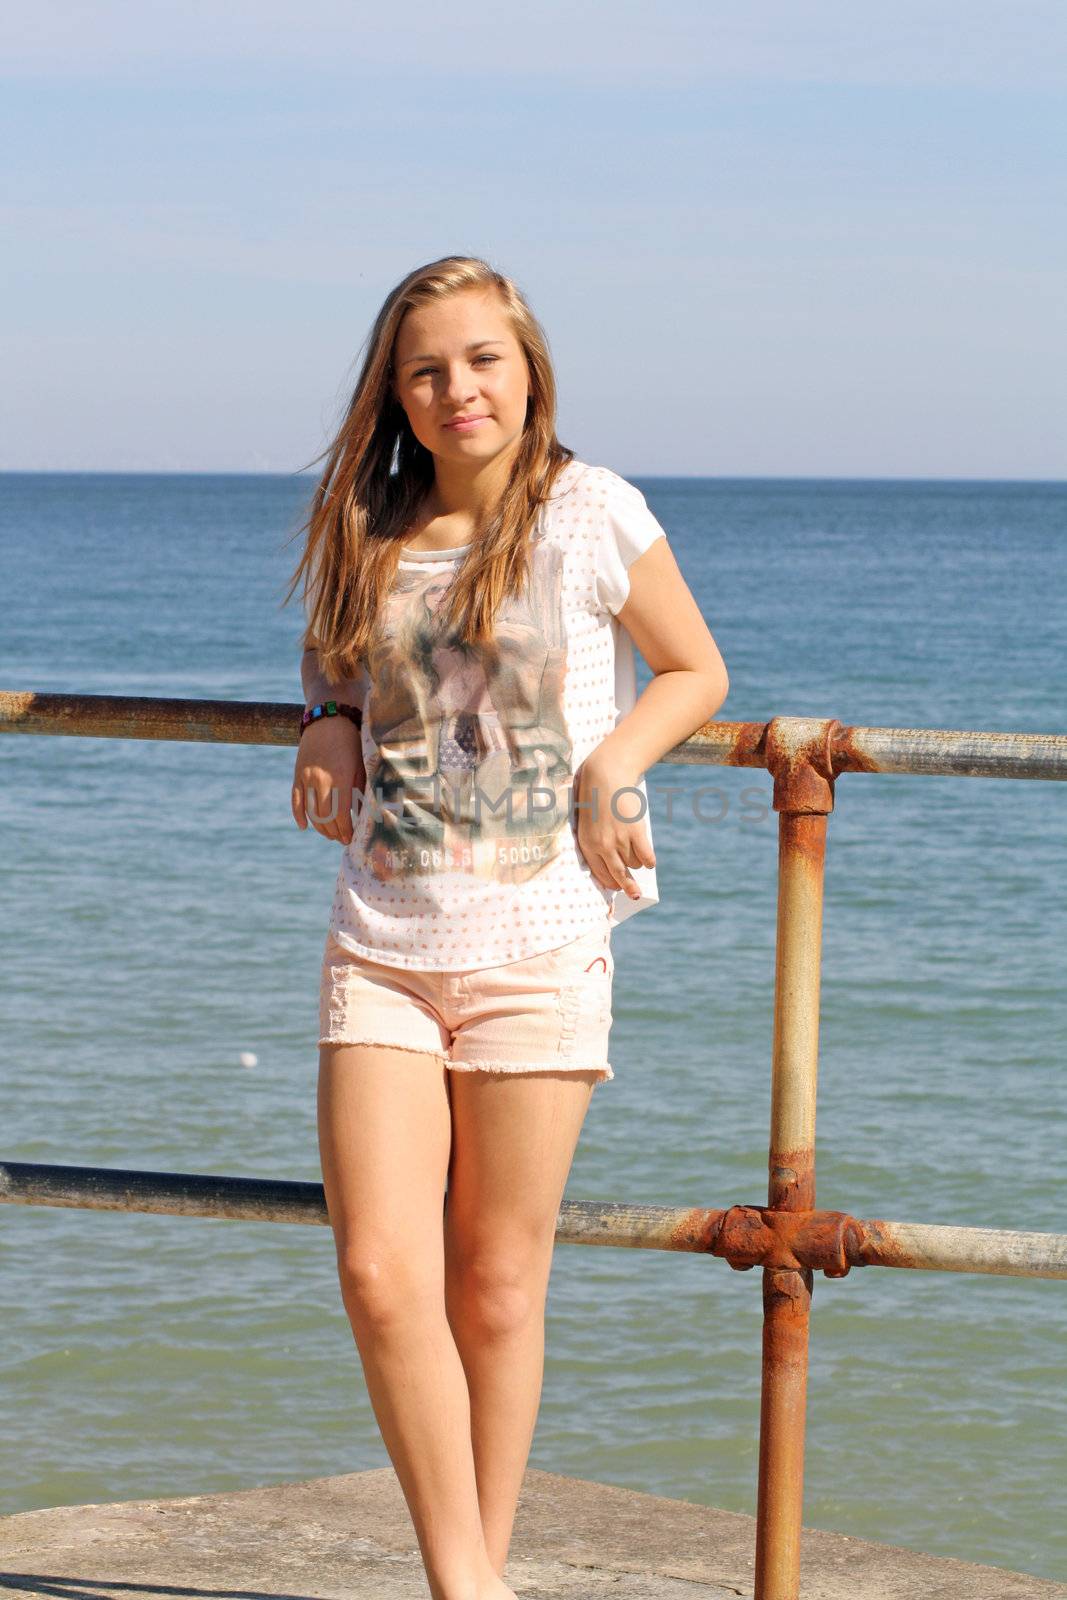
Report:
442,363,478,403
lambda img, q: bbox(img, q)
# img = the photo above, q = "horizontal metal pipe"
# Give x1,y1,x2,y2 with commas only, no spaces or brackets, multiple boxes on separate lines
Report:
3,692,1066,779
668,720,1067,781
4,1163,1066,1279
855,1218,1067,1278
833,723,1067,782
0,690,297,748
0,1162,331,1225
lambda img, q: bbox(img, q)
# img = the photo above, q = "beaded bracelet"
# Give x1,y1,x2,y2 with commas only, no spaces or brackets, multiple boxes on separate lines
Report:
299,700,362,735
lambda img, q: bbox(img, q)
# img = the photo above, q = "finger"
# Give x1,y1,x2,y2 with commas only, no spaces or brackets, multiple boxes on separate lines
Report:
578,816,630,892
579,842,617,895
335,783,355,846
308,780,343,839
613,868,642,899
597,844,641,899
608,841,644,897
291,780,306,830
613,822,654,871
628,830,656,869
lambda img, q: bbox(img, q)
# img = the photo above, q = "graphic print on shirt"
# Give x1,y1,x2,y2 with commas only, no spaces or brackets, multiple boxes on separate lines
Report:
361,539,573,886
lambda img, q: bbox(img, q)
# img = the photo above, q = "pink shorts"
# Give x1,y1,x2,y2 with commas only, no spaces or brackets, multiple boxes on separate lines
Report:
318,919,616,1084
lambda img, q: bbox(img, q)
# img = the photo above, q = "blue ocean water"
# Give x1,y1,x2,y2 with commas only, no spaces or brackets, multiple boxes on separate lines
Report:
1,471,1065,1582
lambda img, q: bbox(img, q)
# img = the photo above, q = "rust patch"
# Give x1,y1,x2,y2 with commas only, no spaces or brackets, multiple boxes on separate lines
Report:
721,719,769,768
667,1206,728,1254
768,1146,816,1211
853,1218,926,1270
762,1263,814,1329
830,721,882,775
777,811,829,877
709,1202,868,1278
765,717,843,815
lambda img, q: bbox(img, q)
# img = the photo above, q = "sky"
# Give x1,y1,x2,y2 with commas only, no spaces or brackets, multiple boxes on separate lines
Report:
2,2,1065,478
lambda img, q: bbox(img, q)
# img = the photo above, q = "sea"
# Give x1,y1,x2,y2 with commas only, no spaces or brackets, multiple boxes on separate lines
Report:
1,471,1065,1583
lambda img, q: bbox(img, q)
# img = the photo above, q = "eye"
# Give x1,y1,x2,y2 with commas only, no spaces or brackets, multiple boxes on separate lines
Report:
412,355,499,378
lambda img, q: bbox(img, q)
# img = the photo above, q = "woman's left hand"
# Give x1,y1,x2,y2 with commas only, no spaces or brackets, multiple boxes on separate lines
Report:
572,750,656,900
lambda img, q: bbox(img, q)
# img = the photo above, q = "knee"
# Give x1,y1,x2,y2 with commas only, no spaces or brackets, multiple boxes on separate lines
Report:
336,1247,441,1333
450,1252,544,1339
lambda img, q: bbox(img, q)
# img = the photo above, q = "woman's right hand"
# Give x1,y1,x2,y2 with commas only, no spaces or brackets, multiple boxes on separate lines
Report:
291,717,366,846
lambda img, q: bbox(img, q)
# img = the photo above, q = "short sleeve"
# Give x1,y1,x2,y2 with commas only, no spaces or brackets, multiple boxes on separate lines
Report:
595,473,668,615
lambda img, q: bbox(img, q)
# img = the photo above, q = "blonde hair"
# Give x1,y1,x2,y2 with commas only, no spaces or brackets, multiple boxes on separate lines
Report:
281,255,575,686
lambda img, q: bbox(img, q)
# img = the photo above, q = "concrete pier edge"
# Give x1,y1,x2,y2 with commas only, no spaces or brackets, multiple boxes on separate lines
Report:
1,1467,1063,1599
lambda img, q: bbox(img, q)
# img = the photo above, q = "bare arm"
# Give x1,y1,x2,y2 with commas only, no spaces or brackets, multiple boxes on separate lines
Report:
598,536,728,775
576,537,728,898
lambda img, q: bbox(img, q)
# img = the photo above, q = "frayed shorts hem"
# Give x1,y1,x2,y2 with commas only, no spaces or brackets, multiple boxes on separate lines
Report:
449,1058,613,1082
318,1035,612,1083
318,1035,449,1063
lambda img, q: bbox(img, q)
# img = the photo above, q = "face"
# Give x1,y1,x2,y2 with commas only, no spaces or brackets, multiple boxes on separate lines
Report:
390,287,533,469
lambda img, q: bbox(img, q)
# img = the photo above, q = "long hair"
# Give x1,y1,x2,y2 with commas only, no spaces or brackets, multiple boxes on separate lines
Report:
280,255,575,687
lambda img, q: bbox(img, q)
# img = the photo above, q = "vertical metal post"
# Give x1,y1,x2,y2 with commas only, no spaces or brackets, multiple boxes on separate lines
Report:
753,720,838,1600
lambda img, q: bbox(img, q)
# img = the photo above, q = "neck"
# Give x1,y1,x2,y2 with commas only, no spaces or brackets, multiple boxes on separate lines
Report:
426,436,523,522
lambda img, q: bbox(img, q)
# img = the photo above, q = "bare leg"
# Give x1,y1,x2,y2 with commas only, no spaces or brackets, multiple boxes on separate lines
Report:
443,1067,599,1575
317,1043,516,1600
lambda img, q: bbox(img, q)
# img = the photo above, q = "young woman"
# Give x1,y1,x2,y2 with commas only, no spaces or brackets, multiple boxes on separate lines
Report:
286,256,728,1600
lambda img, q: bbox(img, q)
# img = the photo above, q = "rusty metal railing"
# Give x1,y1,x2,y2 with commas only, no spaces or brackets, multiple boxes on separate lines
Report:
3,688,1066,1600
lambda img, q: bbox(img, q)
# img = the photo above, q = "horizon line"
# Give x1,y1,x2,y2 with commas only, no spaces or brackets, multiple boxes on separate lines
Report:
1,469,1066,486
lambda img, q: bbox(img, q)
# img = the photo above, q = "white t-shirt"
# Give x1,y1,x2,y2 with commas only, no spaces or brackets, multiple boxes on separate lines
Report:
326,457,666,970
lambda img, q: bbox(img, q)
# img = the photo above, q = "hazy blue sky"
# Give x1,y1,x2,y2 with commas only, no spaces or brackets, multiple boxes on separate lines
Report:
2,3,1064,477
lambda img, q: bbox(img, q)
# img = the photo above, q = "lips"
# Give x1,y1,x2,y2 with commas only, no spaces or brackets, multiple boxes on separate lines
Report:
444,415,489,430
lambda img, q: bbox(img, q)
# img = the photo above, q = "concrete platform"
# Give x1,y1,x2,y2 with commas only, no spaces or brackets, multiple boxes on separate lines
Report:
1,1467,1063,1599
